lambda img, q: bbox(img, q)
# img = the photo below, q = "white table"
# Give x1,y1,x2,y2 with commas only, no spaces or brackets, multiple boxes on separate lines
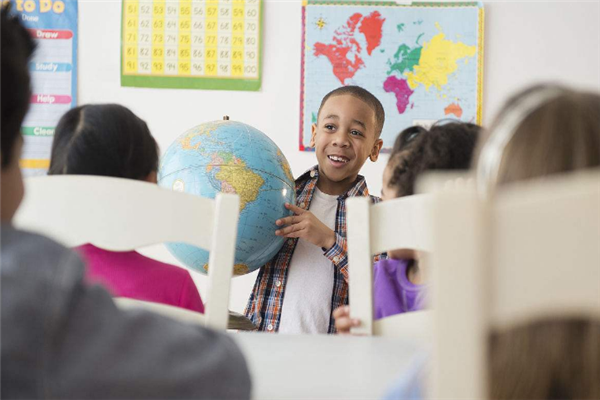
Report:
231,332,428,400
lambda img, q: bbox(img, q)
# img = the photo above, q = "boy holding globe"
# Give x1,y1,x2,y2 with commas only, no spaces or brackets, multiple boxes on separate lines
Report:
245,86,384,334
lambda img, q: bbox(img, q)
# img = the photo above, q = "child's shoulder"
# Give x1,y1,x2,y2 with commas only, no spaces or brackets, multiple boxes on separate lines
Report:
1,225,84,280
1,225,86,323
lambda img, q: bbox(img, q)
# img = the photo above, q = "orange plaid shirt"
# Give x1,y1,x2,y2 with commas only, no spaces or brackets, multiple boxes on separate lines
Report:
244,165,380,333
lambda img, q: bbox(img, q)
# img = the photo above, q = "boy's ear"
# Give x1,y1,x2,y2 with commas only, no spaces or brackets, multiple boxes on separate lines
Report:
309,123,317,148
369,138,384,162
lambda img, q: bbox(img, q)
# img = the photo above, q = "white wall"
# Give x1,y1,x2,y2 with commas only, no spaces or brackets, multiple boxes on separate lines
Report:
79,0,600,313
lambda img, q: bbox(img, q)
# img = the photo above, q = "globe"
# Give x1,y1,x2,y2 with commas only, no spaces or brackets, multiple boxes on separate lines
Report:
158,119,295,276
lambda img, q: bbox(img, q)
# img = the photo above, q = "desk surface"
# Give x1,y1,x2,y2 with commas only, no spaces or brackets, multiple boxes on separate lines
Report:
231,332,427,400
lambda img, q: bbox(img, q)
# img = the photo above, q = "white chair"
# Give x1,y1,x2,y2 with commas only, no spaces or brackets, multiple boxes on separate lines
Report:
346,194,434,338
115,297,206,325
430,169,600,399
14,175,240,331
114,298,258,330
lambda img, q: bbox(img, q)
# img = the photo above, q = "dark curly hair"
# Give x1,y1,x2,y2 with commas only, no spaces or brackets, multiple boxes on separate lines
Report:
318,86,386,137
386,122,481,197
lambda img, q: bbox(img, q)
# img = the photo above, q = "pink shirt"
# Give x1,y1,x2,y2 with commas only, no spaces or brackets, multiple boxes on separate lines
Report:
76,244,204,314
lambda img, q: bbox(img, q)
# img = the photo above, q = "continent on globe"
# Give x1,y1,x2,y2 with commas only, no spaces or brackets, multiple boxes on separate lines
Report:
405,24,477,91
214,154,265,212
203,263,250,276
383,75,414,114
158,120,295,276
444,102,463,118
313,11,384,84
277,149,295,183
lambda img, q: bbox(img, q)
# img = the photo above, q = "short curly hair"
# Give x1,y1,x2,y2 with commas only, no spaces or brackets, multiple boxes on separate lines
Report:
317,86,386,137
386,122,481,197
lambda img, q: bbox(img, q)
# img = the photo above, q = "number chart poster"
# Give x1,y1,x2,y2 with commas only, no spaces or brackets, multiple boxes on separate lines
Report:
300,1,484,151
9,0,78,176
121,0,262,91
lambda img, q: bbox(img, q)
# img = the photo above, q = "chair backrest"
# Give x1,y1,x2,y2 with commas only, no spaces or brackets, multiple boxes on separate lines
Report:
114,298,259,331
115,297,205,325
346,194,434,337
14,175,240,331
430,169,600,399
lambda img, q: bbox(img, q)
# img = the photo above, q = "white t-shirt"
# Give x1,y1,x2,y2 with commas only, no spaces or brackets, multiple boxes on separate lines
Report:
278,187,338,334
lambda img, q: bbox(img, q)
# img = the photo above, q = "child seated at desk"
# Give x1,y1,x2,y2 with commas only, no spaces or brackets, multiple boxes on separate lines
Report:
385,84,600,400
334,122,481,332
479,84,600,400
48,104,204,314
1,7,250,397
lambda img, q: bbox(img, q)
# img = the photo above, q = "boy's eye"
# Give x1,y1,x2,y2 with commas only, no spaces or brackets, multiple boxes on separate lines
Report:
324,124,335,131
350,130,363,137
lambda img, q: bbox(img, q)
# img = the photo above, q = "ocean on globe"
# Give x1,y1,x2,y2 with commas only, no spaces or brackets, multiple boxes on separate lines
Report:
158,119,295,276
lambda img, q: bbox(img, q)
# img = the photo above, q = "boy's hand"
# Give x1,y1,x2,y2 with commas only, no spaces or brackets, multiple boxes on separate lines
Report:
333,306,360,334
275,203,336,249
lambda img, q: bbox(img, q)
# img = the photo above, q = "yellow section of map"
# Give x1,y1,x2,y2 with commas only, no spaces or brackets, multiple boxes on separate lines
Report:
405,24,476,91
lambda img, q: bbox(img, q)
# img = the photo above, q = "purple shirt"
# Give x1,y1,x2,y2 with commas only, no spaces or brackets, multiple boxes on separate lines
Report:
373,258,427,319
76,244,204,314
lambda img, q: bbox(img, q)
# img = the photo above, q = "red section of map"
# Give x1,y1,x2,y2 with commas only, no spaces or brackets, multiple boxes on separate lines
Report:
313,12,384,85
383,75,414,114
314,13,364,85
313,42,364,85
358,11,384,55
444,103,463,118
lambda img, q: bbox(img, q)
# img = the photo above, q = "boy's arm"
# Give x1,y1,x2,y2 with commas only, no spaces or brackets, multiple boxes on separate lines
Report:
323,236,385,282
276,203,383,282
323,232,350,280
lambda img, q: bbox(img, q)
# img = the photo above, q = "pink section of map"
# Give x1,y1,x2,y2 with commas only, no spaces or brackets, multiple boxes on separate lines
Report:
383,75,414,114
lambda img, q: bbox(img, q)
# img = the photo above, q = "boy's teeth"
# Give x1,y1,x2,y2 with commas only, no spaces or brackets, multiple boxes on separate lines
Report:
328,155,348,163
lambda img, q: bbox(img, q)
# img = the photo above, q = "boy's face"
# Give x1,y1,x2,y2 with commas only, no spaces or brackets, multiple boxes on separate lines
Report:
310,94,383,195
1,137,25,223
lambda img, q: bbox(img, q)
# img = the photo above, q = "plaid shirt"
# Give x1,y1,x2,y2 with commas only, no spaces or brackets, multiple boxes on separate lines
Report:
245,165,380,334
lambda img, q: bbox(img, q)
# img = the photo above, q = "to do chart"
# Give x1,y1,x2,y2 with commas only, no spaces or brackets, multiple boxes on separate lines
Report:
121,0,262,91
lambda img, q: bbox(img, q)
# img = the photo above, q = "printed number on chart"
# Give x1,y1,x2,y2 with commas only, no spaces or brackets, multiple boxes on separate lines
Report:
193,63,203,73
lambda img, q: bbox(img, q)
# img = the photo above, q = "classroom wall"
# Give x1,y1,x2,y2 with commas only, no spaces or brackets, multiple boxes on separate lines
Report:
78,0,600,314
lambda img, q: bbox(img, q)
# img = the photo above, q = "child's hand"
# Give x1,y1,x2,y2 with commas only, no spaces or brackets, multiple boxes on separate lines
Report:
333,305,360,334
275,203,336,249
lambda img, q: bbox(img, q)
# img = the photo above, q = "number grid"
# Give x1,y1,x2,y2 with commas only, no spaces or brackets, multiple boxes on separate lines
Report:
122,0,261,90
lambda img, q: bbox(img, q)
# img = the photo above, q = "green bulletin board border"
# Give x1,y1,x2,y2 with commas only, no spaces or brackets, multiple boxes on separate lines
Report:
120,0,263,91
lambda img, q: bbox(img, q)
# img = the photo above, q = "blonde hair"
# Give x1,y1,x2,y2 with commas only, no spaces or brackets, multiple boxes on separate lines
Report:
481,84,600,399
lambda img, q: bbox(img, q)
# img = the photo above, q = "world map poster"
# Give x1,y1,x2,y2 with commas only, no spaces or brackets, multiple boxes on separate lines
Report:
300,1,484,151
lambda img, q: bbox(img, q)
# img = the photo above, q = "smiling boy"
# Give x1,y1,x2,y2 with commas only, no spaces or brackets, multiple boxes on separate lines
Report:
245,86,384,334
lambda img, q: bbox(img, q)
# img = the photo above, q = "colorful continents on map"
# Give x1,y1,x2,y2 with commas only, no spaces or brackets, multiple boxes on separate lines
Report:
314,14,476,120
